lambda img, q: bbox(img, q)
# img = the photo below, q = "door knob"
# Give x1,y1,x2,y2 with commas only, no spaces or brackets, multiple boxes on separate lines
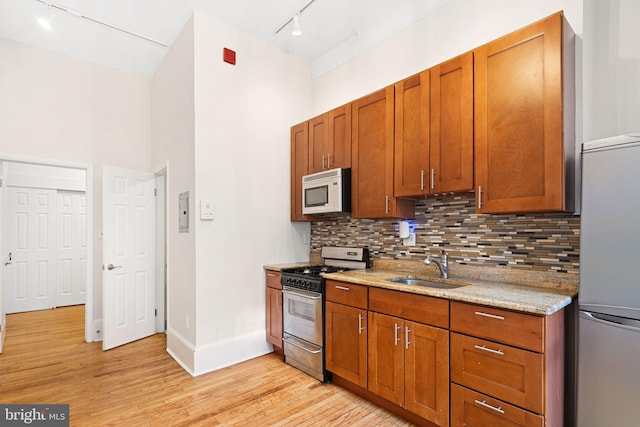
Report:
106,264,122,270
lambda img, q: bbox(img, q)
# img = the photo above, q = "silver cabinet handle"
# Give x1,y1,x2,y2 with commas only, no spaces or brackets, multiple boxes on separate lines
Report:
321,154,325,169
474,344,504,356
267,272,277,277
335,285,350,291
106,264,122,270
358,314,364,334
327,153,331,169
385,196,389,214
275,294,279,309
405,326,411,349
394,323,400,346
474,400,505,414
475,311,505,320
431,168,435,190
420,170,425,190
478,186,483,209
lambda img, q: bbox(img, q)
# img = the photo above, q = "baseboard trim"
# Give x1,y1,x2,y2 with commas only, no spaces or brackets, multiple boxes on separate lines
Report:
193,330,273,377
166,327,196,375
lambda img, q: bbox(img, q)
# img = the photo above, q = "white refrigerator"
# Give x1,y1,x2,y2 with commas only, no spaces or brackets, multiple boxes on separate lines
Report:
577,133,640,426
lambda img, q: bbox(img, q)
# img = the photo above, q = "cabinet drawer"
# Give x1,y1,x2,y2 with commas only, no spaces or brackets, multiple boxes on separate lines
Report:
451,384,543,427
450,301,544,352
326,280,368,309
451,333,543,414
265,270,282,289
369,287,449,328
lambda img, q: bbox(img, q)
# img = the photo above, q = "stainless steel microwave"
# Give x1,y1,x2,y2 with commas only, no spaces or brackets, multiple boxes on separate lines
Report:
302,168,351,215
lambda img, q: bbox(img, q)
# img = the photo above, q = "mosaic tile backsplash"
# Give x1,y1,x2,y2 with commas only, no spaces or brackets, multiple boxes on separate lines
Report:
311,194,580,275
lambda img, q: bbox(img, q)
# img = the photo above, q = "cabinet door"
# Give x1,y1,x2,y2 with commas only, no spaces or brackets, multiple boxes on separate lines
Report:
325,301,367,387
352,86,414,218
394,71,430,197
367,312,404,405
405,321,449,426
291,122,310,221
474,12,566,213
308,113,329,174
451,384,544,427
327,104,352,170
266,286,282,348
430,51,474,194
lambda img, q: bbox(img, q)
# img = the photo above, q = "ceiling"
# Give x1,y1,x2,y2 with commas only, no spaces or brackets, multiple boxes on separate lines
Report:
0,0,452,78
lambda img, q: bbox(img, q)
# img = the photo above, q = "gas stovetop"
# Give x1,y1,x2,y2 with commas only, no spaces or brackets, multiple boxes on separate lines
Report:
281,246,370,293
280,265,349,293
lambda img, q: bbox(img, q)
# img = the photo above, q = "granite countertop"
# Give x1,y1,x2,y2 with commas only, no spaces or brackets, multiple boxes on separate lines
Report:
263,262,314,271
322,269,576,316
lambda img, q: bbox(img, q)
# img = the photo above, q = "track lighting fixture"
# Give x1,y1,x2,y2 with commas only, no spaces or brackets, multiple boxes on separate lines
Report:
274,0,318,37
291,14,302,36
34,0,167,47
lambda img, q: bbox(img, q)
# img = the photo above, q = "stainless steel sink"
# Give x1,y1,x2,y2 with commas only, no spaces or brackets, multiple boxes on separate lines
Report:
385,276,464,289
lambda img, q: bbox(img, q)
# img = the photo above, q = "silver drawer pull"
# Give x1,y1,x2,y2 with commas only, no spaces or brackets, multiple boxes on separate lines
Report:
358,314,364,334
474,311,505,320
474,399,505,414
474,345,504,356
335,285,350,291
283,337,322,354
267,273,277,277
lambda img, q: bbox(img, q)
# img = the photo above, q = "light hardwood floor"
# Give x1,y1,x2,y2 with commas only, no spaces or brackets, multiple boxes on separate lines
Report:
0,306,413,426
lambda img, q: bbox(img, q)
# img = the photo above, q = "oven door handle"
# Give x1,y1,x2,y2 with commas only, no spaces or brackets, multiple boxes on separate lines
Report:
283,337,322,354
282,286,322,300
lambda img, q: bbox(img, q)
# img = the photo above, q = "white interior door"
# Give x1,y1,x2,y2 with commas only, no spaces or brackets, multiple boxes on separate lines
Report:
57,190,87,307
5,187,57,313
0,164,5,352
103,166,156,350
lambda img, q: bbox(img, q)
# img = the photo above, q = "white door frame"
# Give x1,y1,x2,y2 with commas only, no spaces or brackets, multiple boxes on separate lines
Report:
153,162,168,333
0,153,94,343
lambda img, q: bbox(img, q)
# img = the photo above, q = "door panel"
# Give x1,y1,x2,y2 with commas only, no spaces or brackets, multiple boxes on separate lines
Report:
5,187,56,313
103,166,156,350
57,191,87,307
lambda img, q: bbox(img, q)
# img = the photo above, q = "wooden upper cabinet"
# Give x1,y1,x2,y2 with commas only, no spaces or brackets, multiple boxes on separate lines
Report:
352,86,414,219
308,113,329,174
394,71,430,197
431,51,474,194
308,104,352,174
290,121,310,221
474,12,574,213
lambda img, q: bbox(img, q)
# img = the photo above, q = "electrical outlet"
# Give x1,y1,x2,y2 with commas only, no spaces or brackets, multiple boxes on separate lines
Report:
403,233,416,246
185,315,190,329
303,232,310,244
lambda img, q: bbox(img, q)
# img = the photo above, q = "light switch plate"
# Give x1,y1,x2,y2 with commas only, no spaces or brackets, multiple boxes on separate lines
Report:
200,200,214,220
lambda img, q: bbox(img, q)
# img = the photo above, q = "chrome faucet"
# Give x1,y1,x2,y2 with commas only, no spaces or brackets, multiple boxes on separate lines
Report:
425,250,449,279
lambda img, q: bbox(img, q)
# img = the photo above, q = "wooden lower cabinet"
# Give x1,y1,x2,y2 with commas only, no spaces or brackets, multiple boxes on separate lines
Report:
450,301,565,426
325,301,368,387
366,310,449,426
451,384,544,427
265,270,283,353
367,312,404,405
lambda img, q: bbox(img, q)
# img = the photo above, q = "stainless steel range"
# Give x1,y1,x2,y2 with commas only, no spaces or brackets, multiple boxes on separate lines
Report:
280,246,370,382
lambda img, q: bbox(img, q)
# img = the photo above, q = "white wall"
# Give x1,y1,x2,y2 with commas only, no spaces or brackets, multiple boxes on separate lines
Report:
0,38,152,329
150,15,197,371
190,12,312,375
583,0,640,141
311,0,583,115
